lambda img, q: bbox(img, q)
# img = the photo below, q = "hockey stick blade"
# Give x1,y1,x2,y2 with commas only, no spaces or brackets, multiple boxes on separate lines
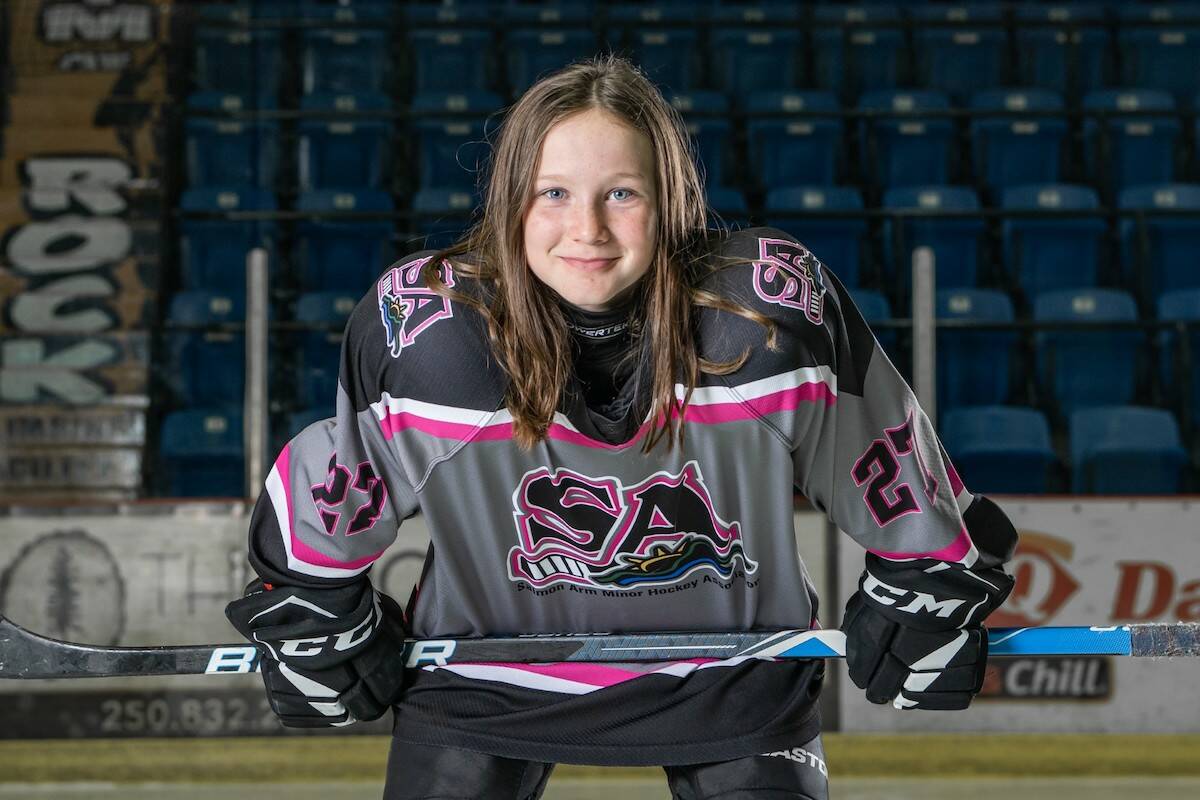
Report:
1,615,1198,679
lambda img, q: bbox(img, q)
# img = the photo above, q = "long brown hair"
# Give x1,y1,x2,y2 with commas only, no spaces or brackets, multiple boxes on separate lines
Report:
420,53,776,453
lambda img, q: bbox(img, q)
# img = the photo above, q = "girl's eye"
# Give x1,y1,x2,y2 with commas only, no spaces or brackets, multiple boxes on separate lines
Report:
542,188,565,200
610,188,633,201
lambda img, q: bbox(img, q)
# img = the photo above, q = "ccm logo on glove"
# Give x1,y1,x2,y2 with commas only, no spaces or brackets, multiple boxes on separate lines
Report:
862,571,964,620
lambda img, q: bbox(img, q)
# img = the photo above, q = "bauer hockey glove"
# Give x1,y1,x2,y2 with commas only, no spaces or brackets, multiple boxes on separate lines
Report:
225,578,408,728
841,550,1014,710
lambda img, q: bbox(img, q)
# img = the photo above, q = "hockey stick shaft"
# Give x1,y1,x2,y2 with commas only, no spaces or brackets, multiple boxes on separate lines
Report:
1,615,1197,679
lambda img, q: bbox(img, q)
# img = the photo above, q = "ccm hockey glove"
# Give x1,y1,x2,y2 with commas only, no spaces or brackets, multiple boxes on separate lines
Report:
842,591,989,710
841,550,1014,710
225,578,408,728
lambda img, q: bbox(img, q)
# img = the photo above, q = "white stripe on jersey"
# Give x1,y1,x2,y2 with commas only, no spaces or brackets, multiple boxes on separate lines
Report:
680,365,837,405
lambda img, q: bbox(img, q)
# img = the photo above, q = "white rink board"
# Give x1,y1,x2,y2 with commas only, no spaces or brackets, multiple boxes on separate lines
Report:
0,504,433,695
836,497,1200,733
0,504,434,648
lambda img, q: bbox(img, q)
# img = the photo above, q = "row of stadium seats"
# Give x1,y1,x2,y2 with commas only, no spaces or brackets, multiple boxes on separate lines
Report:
176,183,1200,310
155,401,1195,498
944,404,1190,495
182,87,1200,194
856,287,1200,421
161,285,1200,430
190,2,1200,104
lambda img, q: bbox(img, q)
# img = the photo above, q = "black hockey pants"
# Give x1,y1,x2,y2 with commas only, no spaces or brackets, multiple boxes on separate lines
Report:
382,735,829,799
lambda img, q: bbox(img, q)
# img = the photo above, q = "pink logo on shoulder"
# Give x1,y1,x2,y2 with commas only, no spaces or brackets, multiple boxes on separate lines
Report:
752,237,826,324
378,257,455,358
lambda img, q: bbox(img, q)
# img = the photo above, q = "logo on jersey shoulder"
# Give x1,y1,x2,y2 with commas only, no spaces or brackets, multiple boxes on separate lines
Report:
506,461,757,591
377,256,455,358
752,236,827,325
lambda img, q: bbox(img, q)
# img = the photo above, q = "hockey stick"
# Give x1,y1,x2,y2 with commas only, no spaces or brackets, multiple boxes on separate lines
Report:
1,615,1197,680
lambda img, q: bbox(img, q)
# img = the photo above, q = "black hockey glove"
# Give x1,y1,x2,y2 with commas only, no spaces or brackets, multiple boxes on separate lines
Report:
842,591,988,710
225,578,408,728
841,550,1014,711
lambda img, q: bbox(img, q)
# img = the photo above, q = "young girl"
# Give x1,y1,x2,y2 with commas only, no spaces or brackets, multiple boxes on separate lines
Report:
227,54,1017,799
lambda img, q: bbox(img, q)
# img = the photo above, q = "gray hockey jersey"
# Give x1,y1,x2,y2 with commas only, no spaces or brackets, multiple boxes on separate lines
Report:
244,226,1013,765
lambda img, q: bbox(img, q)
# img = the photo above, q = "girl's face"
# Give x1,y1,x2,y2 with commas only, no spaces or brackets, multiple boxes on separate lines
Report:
523,108,659,312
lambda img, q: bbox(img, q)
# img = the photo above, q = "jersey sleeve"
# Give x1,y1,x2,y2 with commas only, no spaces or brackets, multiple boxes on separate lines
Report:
789,248,1017,629
246,291,420,593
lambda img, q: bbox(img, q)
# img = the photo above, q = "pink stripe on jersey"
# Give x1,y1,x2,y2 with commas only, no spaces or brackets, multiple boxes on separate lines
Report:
276,443,296,543
869,524,973,564
379,411,490,442
376,378,834,449
946,458,965,497
278,444,388,571
470,662,647,687
685,382,836,424
433,657,731,694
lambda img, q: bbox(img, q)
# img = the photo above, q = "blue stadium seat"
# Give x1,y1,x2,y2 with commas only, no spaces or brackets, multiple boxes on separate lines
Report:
406,29,492,93
1014,4,1109,98
301,0,394,23
298,117,391,190
858,90,956,188
970,89,1068,193
710,28,802,96
166,290,246,408
707,186,749,229
295,291,357,408
402,0,492,26
196,1,284,22
301,90,390,114
296,190,395,292
746,91,843,189
1034,289,1142,415
184,117,279,189
1083,90,1180,195
1158,289,1200,429
193,29,282,103
507,29,598,95
178,188,277,291
941,406,1058,494
302,28,391,95
185,91,272,113
811,5,906,98
1118,5,1200,107
412,188,479,249
1001,184,1106,299
159,409,245,498
1070,406,1188,493
765,187,867,288
1119,184,1200,302
504,2,594,24
936,289,1017,414
848,288,900,366
410,91,503,191
285,407,335,445
912,5,1007,104
669,91,732,190
606,6,697,92
882,186,986,298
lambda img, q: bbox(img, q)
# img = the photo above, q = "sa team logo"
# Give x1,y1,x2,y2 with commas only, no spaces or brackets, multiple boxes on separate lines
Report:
377,256,455,358
507,461,757,591
752,236,827,324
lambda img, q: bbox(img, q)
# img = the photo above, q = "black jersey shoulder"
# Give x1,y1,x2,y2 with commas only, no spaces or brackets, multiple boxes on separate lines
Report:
693,226,875,391
341,249,507,412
